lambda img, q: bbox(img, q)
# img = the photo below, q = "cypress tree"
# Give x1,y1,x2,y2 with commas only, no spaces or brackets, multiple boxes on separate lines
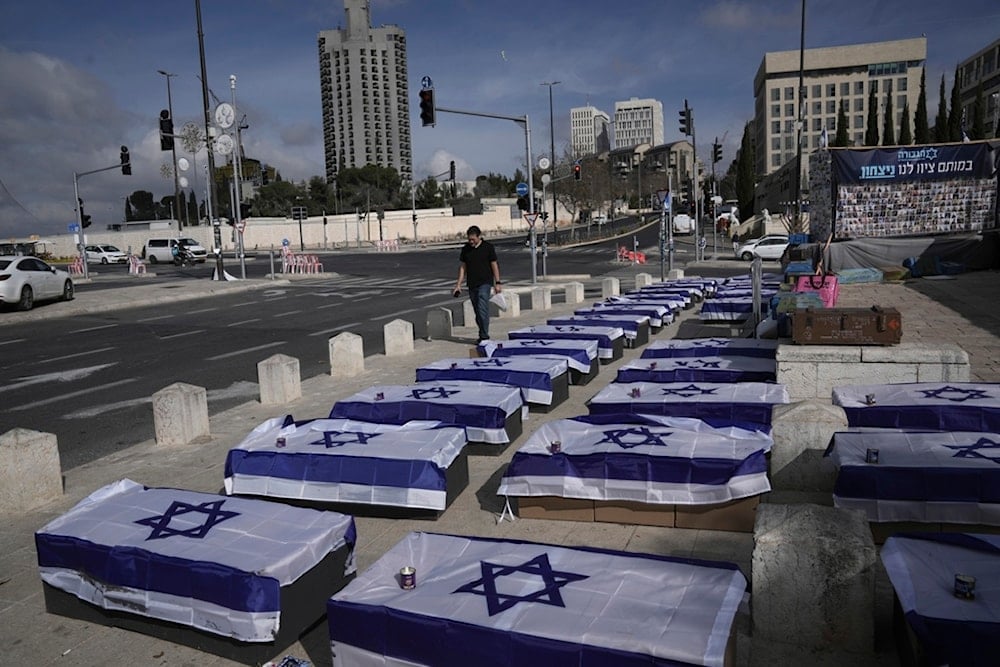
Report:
833,99,849,146
865,86,880,146
971,81,986,139
935,74,948,142
882,91,896,145
914,69,930,144
947,66,963,141
735,121,755,221
899,101,913,145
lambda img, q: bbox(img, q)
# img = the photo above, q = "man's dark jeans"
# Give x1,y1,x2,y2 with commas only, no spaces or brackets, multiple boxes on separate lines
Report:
470,284,492,340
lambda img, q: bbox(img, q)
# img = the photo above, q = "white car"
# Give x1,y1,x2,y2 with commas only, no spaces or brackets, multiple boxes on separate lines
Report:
0,255,74,311
85,244,128,264
736,235,789,261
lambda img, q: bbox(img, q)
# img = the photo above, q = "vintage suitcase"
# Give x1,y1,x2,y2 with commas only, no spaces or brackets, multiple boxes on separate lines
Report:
791,306,901,345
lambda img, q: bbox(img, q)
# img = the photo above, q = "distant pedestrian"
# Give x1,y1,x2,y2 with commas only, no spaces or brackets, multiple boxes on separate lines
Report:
453,225,502,342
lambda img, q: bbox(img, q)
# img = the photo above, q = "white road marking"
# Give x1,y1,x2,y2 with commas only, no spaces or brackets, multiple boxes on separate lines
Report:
62,380,260,419
316,303,340,309
273,310,302,317
227,318,262,327
230,301,257,308
136,314,173,322
187,307,216,315
160,329,206,340
71,324,118,334
308,322,361,337
206,341,285,360
0,338,26,346
0,363,117,394
11,378,136,411
39,347,116,364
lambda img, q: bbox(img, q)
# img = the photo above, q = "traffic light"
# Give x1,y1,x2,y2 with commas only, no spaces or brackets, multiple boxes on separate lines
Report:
261,167,269,185
684,180,694,203
120,146,131,175
573,163,581,180
712,142,722,164
239,202,252,219
678,99,692,136
159,109,174,151
78,198,92,228
449,160,456,181
418,88,435,127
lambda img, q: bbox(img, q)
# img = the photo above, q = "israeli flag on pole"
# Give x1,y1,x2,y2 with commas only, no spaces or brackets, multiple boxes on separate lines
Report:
820,126,829,149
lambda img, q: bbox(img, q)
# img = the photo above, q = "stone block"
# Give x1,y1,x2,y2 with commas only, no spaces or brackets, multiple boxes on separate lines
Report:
667,269,685,279
0,428,62,513
860,342,968,364
753,504,876,657
463,299,475,327
601,277,620,299
383,318,414,357
634,273,653,289
776,345,862,363
257,353,301,405
916,363,970,382
564,282,585,304
776,361,819,401
770,400,846,492
152,382,210,446
426,307,453,340
530,287,552,311
816,361,917,390
329,331,364,377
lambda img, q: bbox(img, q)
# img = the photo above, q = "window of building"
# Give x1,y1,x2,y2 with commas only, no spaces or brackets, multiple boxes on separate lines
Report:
771,104,781,118
827,100,836,114
898,95,907,109
772,137,781,150
841,82,850,96
813,118,822,131
898,77,908,92
854,131,863,145
827,117,837,130
869,80,878,93
855,114,864,128
812,102,822,115
809,84,819,98
784,86,794,100
785,120,794,133
785,103,795,116
772,154,782,167
771,88,780,102
855,81,864,95
813,135,821,148
854,98,864,112
771,120,781,134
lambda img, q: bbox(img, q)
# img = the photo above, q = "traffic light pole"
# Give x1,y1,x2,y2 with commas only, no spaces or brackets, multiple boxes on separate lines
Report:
195,0,225,281
72,161,129,280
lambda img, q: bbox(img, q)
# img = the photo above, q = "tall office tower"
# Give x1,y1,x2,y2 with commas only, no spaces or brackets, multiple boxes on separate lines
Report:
570,105,611,156
612,97,664,150
753,37,926,178
318,0,412,187
956,37,1000,139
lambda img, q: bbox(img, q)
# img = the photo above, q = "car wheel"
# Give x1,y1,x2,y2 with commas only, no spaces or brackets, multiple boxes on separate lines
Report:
741,251,754,261
62,280,74,301
149,255,158,264
17,285,33,311
101,257,108,264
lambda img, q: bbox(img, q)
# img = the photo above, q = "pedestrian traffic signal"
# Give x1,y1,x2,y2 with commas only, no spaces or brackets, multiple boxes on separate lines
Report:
120,146,131,175
573,163,581,180
449,160,456,180
418,88,435,127
159,109,174,151
678,100,692,136
712,142,722,164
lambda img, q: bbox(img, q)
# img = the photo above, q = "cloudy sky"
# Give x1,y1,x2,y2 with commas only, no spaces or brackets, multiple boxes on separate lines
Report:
1,0,998,237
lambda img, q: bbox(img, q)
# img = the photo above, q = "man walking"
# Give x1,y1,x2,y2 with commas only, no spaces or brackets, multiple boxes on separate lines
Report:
453,225,502,342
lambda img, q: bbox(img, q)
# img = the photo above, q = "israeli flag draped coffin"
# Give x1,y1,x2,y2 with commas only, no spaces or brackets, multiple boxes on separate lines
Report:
828,430,1000,525
327,532,746,667
881,533,1000,666
478,338,597,374
617,291,690,308
415,356,567,405
329,381,523,444
589,381,790,429
642,337,779,359
35,479,356,642
700,296,774,322
225,417,467,510
499,415,772,505
616,356,776,384
509,324,624,359
577,303,673,328
833,382,1000,431
546,314,649,340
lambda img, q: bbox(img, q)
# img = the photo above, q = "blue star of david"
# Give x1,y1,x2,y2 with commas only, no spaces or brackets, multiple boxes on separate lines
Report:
661,383,718,398
596,427,672,449
452,553,589,617
555,326,583,332
310,430,379,448
472,359,510,368
524,340,554,346
917,385,991,402
135,499,240,541
942,437,1000,464
410,386,459,400
690,338,728,347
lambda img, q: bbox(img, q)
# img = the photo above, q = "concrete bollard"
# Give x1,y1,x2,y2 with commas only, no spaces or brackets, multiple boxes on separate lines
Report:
634,272,653,289
564,282,585,304
769,400,847,493
384,318,414,356
497,291,521,319
0,428,63,512
152,382,210,446
463,300,475,327
667,268,685,279
601,277,620,299
329,331,365,378
530,286,552,311
752,504,876,661
257,353,302,405
426,307,453,340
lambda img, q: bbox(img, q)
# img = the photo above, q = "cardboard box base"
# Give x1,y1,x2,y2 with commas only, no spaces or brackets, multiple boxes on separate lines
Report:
515,495,595,522
594,499,674,527
42,542,355,664
625,322,650,348
465,409,523,456
569,358,600,386
600,338,625,365
531,371,570,414
871,520,1000,545
674,496,760,532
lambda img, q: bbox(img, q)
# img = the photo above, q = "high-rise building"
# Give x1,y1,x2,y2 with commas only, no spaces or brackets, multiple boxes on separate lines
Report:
753,37,926,178
956,37,1000,139
613,97,664,150
570,105,611,156
318,0,411,187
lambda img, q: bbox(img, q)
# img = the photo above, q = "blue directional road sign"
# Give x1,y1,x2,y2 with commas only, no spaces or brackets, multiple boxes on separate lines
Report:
68,223,80,233
515,182,529,197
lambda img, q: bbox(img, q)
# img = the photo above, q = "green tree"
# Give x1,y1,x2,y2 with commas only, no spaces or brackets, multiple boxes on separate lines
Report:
934,74,948,142
833,99,849,147
127,190,156,219
914,69,930,144
864,86,880,146
971,81,986,140
735,121,755,220
307,176,333,214
336,164,402,210
898,101,913,145
414,177,442,208
186,191,198,226
882,91,896,145
947,66,963,141
124,197,133,222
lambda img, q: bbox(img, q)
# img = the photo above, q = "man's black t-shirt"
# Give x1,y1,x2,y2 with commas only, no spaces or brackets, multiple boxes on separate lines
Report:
459,240,497,289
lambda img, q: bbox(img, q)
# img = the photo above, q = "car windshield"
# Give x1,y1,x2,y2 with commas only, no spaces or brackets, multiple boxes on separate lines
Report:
100,245,121,252
0,260,10,270
179,238,198,246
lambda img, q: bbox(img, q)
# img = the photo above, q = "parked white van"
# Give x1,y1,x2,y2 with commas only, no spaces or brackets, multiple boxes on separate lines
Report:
142,237,208,264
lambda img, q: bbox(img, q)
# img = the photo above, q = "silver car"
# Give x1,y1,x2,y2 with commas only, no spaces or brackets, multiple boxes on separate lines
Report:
0,256,74,310
85,244,128,264
735,235,789,261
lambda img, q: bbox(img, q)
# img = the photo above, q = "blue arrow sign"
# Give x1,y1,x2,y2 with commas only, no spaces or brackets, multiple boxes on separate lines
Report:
68,223,80,232
515,182,529,197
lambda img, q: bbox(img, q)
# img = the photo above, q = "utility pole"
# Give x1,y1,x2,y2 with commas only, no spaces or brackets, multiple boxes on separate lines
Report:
195,0,224,279
541,81,560,240
793,0,807,232
157,70,183,230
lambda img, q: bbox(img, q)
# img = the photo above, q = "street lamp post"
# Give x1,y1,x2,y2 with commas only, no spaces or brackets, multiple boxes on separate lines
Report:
541,81,560,243
793,0,807,232
157,70,183,230
195,0,225,279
